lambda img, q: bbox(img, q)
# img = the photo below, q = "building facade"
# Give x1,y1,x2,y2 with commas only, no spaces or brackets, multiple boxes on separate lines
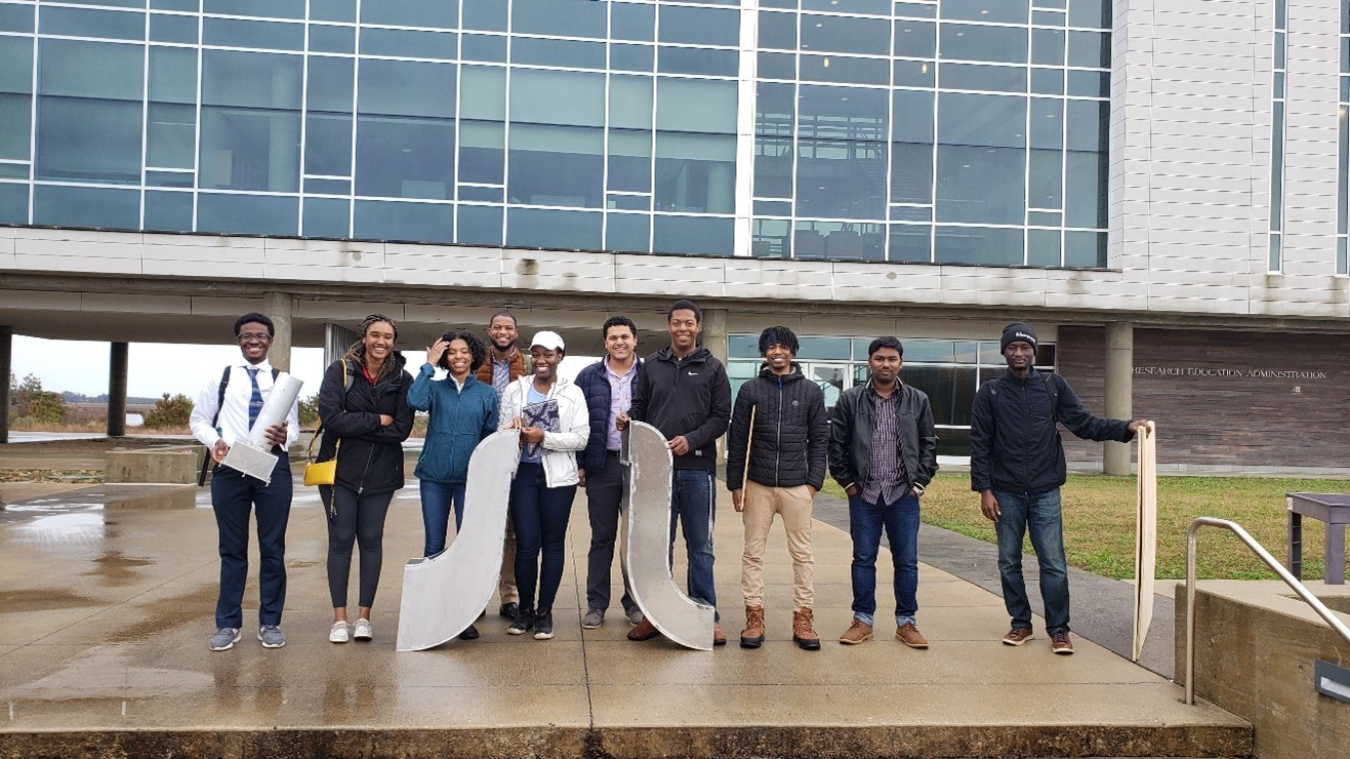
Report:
0,0,1347,470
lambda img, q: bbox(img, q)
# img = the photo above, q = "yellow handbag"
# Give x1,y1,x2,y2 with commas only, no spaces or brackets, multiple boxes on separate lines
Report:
303,361,345,487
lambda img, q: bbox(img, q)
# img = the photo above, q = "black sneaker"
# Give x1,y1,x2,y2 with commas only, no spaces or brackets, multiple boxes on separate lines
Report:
458,624,480,640
507,607,534,635
534,610,555,640
499,602,519,619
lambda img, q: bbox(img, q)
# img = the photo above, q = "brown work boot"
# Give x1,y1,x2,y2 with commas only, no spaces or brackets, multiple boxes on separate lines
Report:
627,617,660,641
740,606,765,649
1051,631,1074,655
1002,626,1034,646
838,619,874,645
713,622,727,646
895,622,929,649
792,608,821,651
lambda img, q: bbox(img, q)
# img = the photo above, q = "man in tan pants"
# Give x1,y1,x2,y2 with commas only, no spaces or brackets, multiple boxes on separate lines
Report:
725,326,829,650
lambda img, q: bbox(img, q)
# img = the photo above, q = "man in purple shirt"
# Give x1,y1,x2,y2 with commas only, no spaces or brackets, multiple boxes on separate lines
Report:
828,337,939,649
575,316,645,628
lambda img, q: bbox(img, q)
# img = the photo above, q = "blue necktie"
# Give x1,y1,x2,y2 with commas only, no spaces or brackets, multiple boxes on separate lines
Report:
246,367,263,431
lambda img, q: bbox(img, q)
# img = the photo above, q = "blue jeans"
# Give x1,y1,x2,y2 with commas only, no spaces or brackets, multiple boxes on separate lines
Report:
993,488,1070,635
420,479,466,558
211,455,292,629
848,492,919,627
510,462,577,612
669,469,717,618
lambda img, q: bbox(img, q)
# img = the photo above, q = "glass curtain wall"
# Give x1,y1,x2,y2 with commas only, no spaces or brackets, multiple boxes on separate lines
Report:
1269,0,1287,273
0,0,1110,270
729,333,1056,457
752,0,1111,267
0,0,741,253
1339,0,1349,275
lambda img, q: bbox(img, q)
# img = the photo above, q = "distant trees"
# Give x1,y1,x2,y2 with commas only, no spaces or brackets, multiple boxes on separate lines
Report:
298,394,320,428
143,393,194,429
8,373,67,425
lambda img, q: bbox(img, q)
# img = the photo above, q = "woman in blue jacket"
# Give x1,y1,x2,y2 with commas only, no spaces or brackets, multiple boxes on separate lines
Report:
407,330,499,561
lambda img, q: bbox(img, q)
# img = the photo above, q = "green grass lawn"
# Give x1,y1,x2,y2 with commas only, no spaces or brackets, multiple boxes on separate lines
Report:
820,475,1350,581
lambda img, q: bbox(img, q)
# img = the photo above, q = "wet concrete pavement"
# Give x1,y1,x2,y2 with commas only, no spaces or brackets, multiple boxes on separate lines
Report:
0,464,1249,758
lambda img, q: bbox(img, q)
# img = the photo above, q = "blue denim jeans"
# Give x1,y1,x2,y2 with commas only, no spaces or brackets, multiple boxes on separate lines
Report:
848,492,919,627
419,479,466,558
669,469,718,618
510,462,577,613
992,488,1070,635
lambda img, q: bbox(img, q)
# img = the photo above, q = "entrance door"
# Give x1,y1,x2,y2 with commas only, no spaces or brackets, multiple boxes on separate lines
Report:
803,362,851,408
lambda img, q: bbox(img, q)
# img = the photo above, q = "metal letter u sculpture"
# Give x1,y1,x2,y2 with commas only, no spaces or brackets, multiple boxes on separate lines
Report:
623,421,716,650
396,429,520,652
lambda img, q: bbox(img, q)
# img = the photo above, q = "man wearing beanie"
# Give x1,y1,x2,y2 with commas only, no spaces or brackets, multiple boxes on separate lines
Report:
970,323,1147,655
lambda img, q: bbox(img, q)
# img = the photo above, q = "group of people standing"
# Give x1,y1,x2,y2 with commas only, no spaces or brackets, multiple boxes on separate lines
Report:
192,305,1144,658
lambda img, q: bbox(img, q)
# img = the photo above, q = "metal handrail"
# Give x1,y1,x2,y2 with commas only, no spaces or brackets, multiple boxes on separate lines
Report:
1185,517,1350,705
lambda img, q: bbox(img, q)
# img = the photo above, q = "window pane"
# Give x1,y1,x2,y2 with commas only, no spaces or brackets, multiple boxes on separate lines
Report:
509,124,603,208
1067,30,1110,68
1067,0,1111,29
0,4,34,33
939,92,1025,148
361,29,457,60
759,11,796,50
37,40,143,184
303,197,350,237
611,44,654,73
1064,150,1107,228
610,75,652,130
0,183,29,224
1030,68,1064,94
147,103,195,169
796,220,885,260
353,200,453,243
506,207,602,249
33,185,139,230
799,54,890,86
1027,228,1061,266
355,117,455,199
941,63,1026,93
0,39,33,161
512,0,606,38
305,114,352,176
936,145,1025,224
759,51,795,80
657,47,737,77
1028,149,1063,209
1064,229,1106,267
894,20,936,57
358,60,455,119
652,215,733,255
889,223,932,262
752,218,791,258
606,212,650,253
462,67,506,121
144,190,194,232
459,120,503,184
802,14,889,56
360,0,456,28
457,204,502,245
512,70,604,127
512,38,606,69
940,24,1028,64
203,19,304,51
149,47,196,104
755,136,793,199
41,7,144,41
608,129,652,193
934,225,1024,265
204,0,304,19
797,138,887,219
612,2,655,41
943,0,1028,24
802,0,889,14
197,193,298,236
462,34,506,62
659,5,738,47
200,52,301,192
1032,28,1065,65
658,77,737,131
311,0,356,23
655,132,734,213
308,56,354,113
1066,70,1110,98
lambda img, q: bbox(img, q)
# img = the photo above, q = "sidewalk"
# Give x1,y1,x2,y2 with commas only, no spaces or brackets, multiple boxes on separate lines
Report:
0,470,1247,758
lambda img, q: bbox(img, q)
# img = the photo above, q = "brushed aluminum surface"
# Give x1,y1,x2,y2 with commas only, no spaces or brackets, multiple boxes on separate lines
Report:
623,421,715,650
397,429,520,651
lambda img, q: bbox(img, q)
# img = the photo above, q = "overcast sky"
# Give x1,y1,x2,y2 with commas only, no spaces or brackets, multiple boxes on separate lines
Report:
10,336,593,401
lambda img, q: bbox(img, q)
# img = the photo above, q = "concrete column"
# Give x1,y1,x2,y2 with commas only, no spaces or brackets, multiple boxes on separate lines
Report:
107,342,128,438
1103,322,1134,476
701,307,729,368
0,326,11,444
263,291,293,373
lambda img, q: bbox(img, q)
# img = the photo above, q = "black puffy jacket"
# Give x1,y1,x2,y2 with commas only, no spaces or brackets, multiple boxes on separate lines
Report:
725,365,828,491
316,354,415,495
969,369,1134,495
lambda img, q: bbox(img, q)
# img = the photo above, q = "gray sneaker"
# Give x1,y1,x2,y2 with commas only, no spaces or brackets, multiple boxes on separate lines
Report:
258,625,286,648
209,627,241,651
625,607,644,626
581,608,604,629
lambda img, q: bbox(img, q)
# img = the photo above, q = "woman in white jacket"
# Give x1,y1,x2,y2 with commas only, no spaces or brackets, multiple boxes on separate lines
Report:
499,330,589,640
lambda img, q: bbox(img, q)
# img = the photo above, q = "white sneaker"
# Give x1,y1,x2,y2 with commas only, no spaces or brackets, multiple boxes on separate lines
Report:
329,621,350,644
353,618,373,641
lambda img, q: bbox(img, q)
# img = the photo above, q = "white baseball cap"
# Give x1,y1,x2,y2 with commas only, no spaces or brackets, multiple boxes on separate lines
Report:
529,330,565,351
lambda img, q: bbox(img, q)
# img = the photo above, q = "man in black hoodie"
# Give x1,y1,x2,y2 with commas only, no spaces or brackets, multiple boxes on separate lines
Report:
726,326,828,651
619,299,733,645
970,322,1147,655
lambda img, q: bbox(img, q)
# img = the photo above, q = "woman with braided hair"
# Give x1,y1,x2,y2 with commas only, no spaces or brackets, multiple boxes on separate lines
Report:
316,314,415,644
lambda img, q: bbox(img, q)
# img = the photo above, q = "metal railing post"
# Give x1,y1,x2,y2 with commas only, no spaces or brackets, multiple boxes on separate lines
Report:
1184,516,1350,705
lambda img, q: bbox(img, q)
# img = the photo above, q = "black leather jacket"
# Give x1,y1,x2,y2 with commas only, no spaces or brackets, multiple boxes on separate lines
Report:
828,381,938,494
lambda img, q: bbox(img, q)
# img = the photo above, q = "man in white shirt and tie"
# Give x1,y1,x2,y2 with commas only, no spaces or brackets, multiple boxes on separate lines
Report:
190,312,301,651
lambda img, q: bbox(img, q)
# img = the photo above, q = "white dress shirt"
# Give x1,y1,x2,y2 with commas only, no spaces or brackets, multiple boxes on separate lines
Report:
190,358,301,450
